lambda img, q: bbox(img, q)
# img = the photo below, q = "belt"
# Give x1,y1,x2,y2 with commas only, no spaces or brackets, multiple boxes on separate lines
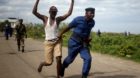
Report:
46,38,58,42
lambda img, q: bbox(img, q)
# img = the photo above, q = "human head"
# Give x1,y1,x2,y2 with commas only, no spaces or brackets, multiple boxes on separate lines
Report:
5,20,11,26
5,20,9,23
18,19,23,24
49,6,58,19
85,7,95,21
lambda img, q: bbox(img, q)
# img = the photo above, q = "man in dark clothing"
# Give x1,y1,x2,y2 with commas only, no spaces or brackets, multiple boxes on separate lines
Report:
15,19,26,52
97,29,101,37
58,7,95,78
9,27,13,37
4,20,11,40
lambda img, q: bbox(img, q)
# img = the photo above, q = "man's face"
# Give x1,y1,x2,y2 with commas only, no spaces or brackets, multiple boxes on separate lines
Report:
49,11,57,18
49,6,58,18
85,11,95,21
19,20,23,24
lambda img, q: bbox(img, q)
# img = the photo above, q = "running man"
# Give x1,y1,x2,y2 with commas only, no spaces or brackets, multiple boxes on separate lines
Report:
58,7,95,78
32,0,74,77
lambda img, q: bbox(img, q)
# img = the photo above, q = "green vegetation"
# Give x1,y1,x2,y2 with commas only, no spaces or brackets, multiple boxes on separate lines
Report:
90,33,140,62
0,22,6,32
26,24,44,39
26,24,140,62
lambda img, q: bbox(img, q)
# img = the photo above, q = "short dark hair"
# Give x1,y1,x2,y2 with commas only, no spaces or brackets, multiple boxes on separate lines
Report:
19,19,23,22
5,20,9,23
85,7,95,13
49,6,58,12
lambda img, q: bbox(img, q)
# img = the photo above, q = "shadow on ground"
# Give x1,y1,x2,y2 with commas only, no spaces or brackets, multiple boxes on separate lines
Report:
43,75,56,78
8,52,16,55
7,49,43,54
25,50,43,53
95,75,136,78
65,72,136,78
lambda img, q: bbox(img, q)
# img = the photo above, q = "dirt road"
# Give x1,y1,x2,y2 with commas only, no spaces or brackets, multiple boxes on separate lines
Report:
0,34,140,78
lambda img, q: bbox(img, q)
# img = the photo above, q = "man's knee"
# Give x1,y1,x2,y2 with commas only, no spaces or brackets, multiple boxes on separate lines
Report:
45,60,53,65
85,56,92,63
64,56,74,66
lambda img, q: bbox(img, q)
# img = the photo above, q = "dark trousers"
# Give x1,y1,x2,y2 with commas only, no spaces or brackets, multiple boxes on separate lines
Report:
62,38,92,76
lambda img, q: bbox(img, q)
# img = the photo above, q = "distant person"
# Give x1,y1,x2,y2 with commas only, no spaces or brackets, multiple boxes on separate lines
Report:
58,7,95,78
32,0,74,77
97,29,101,37
9,26,13,37
4,20,11,40
124,31,127,36
15,19,27,52
128,32,131,36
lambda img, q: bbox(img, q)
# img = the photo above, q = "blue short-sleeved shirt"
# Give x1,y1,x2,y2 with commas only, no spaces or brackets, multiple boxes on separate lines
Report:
69,16,95,38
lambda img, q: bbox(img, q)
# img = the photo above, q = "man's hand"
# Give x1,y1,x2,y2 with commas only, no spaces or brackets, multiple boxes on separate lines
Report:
57,34,62,41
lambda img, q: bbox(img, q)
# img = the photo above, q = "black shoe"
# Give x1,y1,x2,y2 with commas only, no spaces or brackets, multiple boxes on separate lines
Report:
82,75,87,78
22,49,24,52
60,66,65,77
22,46,24,52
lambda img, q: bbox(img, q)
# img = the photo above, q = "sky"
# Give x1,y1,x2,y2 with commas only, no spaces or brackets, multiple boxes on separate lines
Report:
0,0,140,34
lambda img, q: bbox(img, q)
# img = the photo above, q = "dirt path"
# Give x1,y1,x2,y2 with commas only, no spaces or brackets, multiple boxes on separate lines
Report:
0,33,140,78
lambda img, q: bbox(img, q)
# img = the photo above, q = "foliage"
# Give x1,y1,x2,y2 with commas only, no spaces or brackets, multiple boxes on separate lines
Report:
26,24,45,39
26,23,140,62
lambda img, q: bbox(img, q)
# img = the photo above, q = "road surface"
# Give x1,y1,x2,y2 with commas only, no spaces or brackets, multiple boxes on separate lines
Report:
0,33,140,78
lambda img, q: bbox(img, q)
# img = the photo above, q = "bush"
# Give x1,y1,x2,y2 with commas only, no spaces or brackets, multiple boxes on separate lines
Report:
25,23,140,62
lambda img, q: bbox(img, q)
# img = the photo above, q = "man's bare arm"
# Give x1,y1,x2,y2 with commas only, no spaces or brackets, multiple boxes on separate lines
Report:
32,0,47,23
58,26,73,39
57,0,74,21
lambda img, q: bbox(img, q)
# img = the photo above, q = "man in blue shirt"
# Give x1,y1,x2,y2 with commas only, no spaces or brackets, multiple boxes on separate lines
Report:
4,20,11,40
58,7,95,78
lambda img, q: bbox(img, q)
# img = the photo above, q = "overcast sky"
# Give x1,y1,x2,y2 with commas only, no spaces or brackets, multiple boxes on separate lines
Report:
0,0,140,34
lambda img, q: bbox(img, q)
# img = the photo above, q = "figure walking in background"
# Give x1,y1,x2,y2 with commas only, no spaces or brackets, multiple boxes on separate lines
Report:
97,29,101,37
15,19,27,52
4,20,11,40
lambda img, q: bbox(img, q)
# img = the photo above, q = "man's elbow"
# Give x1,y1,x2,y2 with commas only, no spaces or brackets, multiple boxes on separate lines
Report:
69,13,72,16
68,10,73,16
66,13,72,18
32,10,36,15
32,11,35,15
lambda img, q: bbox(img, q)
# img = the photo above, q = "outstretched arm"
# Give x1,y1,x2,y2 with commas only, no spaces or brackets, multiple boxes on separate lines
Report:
32,0,47,23
57,0,74,21
58,26,72,39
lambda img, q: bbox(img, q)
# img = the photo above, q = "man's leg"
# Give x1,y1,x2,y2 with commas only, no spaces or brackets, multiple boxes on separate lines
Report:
56,56,62,78
21,37,24,52
17,38,20,51
54,41,62,78
38,41,54,72
80,47,92,78
37,61,52,72
60,39,80,77
5,33,9,40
